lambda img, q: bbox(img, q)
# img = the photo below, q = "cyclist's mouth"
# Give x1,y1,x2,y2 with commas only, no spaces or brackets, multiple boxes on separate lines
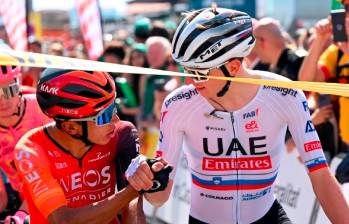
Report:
196,86,206,91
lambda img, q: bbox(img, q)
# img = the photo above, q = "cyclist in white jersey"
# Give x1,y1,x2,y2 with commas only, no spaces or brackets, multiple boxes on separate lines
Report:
126,6,349,224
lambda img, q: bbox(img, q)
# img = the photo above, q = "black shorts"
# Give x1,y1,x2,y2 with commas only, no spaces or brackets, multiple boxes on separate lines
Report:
189,200,292,224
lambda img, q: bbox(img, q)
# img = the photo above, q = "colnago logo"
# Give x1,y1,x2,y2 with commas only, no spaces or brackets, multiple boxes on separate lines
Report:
263,85,298,97
200,192,233,200
59,166,111,193
15,150,49,197
40,84,58,95
243,108,259,119
202,155,272,171
165,89,199,108
304,141,322,152
199,40,222,61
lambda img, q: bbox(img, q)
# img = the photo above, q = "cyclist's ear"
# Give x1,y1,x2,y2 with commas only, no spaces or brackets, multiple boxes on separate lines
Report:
225,59,242,75
61,121,80,135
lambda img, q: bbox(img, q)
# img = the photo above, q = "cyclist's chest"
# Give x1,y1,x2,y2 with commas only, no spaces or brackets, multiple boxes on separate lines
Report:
184,107,286,159
46,145,117,197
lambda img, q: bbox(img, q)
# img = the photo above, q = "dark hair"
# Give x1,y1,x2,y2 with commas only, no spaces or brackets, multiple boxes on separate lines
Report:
103,42,126,61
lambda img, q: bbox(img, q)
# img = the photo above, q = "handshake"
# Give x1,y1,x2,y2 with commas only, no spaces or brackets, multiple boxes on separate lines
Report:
126,155,173,193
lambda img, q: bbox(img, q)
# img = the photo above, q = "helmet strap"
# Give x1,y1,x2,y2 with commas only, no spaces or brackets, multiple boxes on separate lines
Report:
81,121,93,146
216,65,233,97
12,92,23,116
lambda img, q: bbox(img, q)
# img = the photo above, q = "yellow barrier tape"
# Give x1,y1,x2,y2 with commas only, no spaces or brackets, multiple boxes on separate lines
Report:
0,49,348,97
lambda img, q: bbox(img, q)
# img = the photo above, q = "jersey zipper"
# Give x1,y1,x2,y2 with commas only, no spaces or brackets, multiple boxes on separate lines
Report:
230,112,239,224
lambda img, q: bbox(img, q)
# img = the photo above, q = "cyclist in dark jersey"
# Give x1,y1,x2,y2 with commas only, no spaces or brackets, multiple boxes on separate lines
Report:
14,69,145,224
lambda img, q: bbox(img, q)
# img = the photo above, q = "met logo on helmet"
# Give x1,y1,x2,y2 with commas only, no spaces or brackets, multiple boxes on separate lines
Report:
40,84,58,95
199,40,222,61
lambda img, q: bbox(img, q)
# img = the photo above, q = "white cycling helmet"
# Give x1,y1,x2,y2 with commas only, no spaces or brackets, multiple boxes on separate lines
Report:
172,7,255,69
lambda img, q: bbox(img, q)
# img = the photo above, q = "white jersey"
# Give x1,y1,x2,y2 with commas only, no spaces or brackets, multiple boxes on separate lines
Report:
157,72,327,224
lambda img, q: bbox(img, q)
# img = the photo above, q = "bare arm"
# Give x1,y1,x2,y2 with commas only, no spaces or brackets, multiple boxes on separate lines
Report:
298,19,331,82
145,180,173,207
121,196,146,224
48,185,139,224
309,167,349,224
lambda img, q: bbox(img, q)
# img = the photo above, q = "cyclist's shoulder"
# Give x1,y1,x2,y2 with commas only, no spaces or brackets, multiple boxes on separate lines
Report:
163,84,200,109
15,126,46,149
258,71,305,101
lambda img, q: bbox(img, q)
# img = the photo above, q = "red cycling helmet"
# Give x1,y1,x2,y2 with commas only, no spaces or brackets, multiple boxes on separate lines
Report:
36,68,116,120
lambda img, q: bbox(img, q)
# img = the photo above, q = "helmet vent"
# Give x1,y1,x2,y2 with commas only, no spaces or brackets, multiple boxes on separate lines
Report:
56,98,87,109
62,84,104,99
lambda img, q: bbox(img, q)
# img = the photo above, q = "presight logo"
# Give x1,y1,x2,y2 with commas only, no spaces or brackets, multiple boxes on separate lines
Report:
164,89,199,108
263,85,297,97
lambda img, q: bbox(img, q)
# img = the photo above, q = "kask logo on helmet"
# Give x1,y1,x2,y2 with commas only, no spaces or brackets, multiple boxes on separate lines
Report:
40,84,58,95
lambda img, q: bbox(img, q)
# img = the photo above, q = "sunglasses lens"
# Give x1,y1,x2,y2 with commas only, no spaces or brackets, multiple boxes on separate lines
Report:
0,83,19,99
185,69,209,83
95,101,117,126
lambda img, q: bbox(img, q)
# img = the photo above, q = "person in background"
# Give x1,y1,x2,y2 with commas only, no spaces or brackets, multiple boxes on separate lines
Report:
253,18,304,81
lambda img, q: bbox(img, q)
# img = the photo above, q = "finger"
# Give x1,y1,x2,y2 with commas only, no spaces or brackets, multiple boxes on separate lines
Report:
139,163,154,180
128,177,142,191
152,162,165,172
135,170,154,189
133,173,152,190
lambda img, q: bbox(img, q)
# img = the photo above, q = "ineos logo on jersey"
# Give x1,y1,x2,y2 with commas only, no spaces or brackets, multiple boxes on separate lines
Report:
199,41,222,61
15,150,49,197
203,136,267,156
59,166,111,193
39,84,58,95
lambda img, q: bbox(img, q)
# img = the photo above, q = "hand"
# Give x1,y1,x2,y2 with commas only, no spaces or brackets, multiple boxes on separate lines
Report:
126,155,169,192
314,18,332,42
311,105,334,126
4,211,28,224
